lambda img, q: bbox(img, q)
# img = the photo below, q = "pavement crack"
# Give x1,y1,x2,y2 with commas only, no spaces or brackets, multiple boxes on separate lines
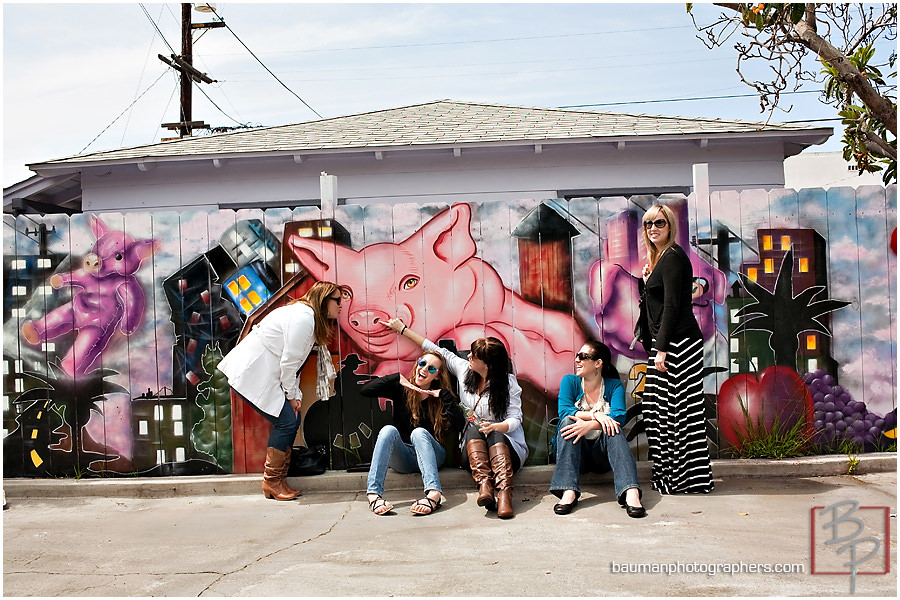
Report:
196,500,352,597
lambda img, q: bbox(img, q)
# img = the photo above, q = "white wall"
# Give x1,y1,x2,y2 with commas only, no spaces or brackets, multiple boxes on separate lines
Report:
784,151,884,190
80,138,791,211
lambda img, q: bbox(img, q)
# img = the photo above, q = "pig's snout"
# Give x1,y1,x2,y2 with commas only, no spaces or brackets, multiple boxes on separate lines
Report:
348,309,392,334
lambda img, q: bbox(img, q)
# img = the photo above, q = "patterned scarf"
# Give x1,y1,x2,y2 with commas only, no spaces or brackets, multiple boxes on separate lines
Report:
316,344,336,401
576,378,608,440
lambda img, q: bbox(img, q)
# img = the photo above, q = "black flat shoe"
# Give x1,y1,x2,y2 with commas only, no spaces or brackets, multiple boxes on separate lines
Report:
625,504,646,518
553,498,578,515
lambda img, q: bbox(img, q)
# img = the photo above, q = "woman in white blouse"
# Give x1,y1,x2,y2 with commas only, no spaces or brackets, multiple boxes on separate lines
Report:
383,317,526,519
218,280,342,500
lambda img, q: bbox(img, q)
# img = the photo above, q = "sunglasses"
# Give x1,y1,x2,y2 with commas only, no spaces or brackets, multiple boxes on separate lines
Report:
417,358,438,374
575,352,598,361
328,295,342,306
643,219,668,229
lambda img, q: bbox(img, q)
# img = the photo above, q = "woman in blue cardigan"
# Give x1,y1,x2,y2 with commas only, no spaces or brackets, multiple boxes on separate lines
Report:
549,340,645,518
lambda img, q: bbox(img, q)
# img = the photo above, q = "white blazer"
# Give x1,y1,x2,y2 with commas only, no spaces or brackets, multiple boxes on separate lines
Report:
218,303,316,417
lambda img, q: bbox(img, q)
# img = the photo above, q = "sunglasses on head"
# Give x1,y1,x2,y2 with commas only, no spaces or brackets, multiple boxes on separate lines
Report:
417,358,438,374
643,219,668,229
575,352,598,361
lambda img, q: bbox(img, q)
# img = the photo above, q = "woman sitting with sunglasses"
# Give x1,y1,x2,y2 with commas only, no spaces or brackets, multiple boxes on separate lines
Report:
361,351,465,516
383,317,526,519
549,340,646,518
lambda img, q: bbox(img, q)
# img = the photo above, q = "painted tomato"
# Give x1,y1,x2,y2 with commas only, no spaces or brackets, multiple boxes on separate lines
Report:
717,366,814,450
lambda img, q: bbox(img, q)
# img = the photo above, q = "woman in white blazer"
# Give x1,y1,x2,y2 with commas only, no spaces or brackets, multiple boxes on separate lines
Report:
383,317,527,519
218,280,342,500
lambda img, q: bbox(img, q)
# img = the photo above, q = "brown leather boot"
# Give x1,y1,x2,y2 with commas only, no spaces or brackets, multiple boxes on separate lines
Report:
466,439,495,509
489,442,515,519
262,447,299,500
280,446,302,499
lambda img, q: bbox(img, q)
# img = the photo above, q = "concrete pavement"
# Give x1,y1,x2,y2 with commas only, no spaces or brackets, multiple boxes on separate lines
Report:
2,454,897,597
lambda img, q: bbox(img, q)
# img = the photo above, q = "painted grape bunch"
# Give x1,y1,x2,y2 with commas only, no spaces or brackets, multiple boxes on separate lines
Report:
804,369,897,451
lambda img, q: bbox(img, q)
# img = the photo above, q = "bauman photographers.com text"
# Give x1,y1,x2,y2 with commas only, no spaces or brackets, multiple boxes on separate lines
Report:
610,561,805,576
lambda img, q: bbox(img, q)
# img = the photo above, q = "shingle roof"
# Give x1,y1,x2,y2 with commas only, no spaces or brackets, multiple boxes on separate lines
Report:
37,100,830,166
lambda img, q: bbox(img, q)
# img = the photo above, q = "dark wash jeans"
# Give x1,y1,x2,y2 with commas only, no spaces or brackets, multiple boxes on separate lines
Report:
237,391,301,451
550,416,641,503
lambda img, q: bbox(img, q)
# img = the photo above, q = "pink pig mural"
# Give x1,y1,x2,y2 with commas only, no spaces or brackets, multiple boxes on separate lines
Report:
287,203,585,397
21,214,157,376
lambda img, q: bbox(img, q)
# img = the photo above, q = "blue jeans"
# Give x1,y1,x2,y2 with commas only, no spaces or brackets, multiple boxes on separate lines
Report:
366,425,446,496
240,393,300,451
550,416,641,503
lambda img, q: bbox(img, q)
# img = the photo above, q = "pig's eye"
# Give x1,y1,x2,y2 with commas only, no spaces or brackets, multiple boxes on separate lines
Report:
400,276,419,290
341,287,352,300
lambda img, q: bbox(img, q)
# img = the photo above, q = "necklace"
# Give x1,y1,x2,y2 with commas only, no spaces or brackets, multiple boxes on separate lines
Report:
579,375,606,412
582,384,601,408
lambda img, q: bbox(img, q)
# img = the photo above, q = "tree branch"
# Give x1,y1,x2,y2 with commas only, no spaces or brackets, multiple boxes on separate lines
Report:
792,18,897,135
863,127,898,160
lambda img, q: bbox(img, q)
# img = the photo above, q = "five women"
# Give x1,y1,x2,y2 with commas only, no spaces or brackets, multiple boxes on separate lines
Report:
639,204,715,494
220,201,714,512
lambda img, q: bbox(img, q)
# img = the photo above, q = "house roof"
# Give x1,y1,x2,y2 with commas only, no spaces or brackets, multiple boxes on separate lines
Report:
8,99,832,215
31,100,831,169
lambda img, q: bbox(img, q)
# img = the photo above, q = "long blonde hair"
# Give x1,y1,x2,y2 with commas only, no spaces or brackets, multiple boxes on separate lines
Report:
642,204,677,271
289,280,340,345
405,351,455,443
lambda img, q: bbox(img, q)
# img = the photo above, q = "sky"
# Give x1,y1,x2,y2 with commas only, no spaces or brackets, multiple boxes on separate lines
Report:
2,1,861,188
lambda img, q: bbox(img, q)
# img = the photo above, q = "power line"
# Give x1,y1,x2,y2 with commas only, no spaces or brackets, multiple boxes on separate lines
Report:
139,3,175,55
194,84,248,128
560,89,824,109
207,7,322,119
80,70,170,154
214,24,698,56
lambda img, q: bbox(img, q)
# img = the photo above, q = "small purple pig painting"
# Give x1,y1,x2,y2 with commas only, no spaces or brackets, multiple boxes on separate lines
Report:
21,215,157,376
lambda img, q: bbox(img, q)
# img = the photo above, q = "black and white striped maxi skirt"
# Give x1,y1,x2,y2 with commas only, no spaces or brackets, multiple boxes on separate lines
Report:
642,335,714,494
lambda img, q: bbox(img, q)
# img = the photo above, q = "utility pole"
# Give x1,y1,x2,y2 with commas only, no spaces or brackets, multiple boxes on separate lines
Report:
179,2,193,138
158,3,224,139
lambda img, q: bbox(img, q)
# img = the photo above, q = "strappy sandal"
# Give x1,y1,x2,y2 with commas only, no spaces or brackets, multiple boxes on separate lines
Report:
410,494,442,515
367,494,393,515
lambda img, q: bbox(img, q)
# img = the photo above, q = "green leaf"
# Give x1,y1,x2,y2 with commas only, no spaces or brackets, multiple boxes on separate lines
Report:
686,3,693,13
790,3,805,24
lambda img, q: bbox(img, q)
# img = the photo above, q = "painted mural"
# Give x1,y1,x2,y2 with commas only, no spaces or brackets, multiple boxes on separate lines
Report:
2,187,896,478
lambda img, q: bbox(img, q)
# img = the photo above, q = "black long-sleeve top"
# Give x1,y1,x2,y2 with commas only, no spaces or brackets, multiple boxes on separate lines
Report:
359,373,465,443
644,243,701,351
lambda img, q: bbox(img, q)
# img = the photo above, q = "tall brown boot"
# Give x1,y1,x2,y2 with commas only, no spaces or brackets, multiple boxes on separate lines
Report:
280,446,302,499
466,439,495,509
489,443,515,519
262,447,299,500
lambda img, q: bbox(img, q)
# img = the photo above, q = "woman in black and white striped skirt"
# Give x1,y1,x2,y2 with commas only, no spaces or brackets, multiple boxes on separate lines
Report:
639,204,714,494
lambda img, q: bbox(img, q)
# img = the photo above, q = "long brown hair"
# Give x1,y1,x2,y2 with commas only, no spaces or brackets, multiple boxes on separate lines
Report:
642,204,677,271
289,280,340,345
463,337,511,420
405,351,455,443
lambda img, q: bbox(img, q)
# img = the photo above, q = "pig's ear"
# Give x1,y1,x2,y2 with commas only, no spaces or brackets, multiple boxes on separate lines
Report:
427,204,476,268
134,238,157,262
89,214,108,240
287,234,335,280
